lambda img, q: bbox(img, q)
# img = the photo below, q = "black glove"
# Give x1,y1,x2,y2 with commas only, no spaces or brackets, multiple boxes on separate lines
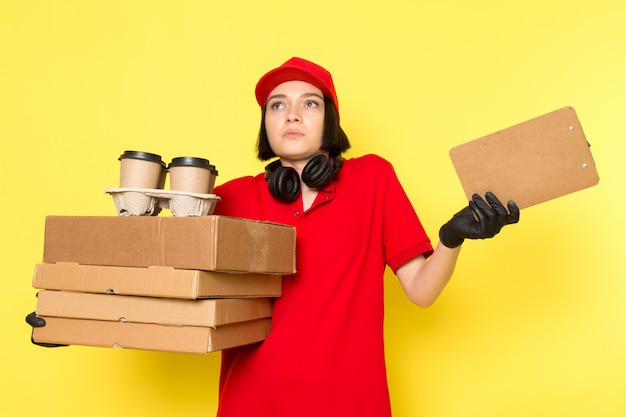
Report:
25,312,67,348
439,191,520,248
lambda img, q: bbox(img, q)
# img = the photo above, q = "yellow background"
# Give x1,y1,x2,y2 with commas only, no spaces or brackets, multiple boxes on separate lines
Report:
2,1,624,416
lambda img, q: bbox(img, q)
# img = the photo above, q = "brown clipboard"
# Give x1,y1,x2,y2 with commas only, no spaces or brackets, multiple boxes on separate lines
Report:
449,106,599,209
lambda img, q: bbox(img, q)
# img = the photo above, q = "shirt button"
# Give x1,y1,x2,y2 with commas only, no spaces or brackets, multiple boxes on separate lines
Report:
294,211,300,216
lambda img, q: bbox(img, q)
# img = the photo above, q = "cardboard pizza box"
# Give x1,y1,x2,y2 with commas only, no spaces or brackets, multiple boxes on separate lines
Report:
32,316,272,354
35,290,273,327
33,262,282,299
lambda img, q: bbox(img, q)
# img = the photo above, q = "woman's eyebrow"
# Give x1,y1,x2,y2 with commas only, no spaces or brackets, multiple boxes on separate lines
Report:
267,92,324,102
267,93,287,102
301,92,324,100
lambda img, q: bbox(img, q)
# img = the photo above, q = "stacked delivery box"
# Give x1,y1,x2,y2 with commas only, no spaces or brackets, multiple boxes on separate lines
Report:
31,215,296,354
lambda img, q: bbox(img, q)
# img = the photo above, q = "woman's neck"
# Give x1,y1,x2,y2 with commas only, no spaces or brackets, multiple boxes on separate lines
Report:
300,183,318,211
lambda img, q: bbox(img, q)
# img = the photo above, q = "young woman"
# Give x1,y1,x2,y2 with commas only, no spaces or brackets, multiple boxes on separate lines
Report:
211,57,520,416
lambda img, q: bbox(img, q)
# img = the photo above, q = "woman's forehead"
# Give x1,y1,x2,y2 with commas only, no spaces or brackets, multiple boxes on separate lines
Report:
269,80,323,96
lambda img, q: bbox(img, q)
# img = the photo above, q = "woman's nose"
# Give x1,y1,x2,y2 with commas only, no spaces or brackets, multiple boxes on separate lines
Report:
286,109,301,123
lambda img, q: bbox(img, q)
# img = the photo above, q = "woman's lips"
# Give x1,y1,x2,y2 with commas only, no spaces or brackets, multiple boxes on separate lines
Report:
283,129,304,138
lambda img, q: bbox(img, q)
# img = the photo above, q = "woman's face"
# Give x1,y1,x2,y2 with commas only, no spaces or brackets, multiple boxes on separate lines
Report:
264,80,325,166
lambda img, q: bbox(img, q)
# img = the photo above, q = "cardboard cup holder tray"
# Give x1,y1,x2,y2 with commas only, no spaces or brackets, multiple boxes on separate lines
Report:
105,188,220,217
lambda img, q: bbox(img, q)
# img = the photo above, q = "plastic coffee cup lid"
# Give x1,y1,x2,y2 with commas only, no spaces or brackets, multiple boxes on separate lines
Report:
168,156,211,169
119,150,163,165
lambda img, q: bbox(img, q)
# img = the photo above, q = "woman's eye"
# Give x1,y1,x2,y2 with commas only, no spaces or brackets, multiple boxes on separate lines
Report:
305,100,319,108
270,101,285,110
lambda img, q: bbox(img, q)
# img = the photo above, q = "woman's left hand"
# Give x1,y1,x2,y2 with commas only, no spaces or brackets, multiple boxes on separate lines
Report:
439,191,520,248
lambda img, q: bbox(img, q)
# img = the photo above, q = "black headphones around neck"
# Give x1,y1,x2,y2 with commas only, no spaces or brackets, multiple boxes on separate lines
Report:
264,154,343,202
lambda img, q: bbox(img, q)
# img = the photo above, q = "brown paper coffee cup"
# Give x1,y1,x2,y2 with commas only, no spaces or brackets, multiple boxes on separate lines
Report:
168,156,214,194
119,151,165,189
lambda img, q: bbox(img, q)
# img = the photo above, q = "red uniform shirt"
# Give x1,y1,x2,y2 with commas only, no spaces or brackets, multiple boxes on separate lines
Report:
213,154,433,417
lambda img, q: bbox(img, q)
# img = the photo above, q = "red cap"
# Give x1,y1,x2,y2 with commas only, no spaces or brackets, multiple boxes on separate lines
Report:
255,57,339,118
